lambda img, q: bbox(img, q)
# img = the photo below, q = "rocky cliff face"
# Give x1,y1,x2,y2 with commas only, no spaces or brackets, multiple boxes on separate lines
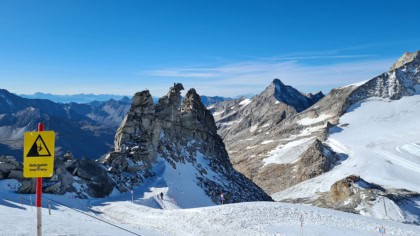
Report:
346,51,420,105
102,83,271,204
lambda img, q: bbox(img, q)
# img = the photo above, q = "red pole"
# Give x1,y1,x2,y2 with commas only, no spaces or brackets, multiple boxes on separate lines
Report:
36,122,44,236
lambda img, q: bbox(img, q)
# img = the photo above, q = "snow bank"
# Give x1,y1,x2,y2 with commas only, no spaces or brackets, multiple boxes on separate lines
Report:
297,113,331,126
263,137,315,166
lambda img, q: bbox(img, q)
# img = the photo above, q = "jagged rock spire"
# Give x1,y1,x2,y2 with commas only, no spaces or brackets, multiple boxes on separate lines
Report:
181,88,218,135
104,83,272,203
155,83,184,120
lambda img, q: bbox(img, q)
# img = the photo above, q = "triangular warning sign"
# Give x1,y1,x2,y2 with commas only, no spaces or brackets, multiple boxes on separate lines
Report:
27,134,51,157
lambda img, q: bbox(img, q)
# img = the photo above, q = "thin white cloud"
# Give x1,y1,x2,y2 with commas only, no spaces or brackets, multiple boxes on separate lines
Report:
140,56,395,96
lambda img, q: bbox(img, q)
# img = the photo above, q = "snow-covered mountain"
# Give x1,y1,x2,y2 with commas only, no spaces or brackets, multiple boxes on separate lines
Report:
212,50,420,225
20,92,129,104
210,79,324,140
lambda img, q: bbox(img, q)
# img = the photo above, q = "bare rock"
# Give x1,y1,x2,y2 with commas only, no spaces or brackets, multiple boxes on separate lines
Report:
7,170,23,180
18,178,36,194
64,151,74,160
74,159,115,198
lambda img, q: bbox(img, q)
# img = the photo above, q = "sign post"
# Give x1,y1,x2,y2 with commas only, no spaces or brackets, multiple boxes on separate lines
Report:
23,123,55,236
36,123,43,236
300,213,304,236
379,226,386,236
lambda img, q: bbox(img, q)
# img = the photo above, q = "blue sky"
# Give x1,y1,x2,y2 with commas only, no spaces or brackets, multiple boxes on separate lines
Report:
0,0,419,97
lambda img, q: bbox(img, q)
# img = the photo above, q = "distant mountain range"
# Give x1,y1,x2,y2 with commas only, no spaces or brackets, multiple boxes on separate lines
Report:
0,90,131,160
20,92,130,104
20,92,232,107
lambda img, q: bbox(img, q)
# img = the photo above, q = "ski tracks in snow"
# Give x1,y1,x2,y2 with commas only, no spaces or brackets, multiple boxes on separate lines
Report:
379,147,420,173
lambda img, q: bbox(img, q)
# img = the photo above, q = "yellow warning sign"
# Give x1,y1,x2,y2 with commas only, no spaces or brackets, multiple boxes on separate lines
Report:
23,131,55,178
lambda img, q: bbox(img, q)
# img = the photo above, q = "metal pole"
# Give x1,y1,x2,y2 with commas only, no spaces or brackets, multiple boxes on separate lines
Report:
383,196,388,218
30,195,33,211
36,122,44,236
131,190,134,203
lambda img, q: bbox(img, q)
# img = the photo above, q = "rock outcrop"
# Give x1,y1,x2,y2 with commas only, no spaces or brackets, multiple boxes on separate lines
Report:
0,154,115,198
252,139,340,194
102,83,272,204
286,176,420,225
0,156,21,179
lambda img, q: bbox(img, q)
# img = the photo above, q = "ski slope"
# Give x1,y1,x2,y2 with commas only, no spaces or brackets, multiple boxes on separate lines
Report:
1,179,420,236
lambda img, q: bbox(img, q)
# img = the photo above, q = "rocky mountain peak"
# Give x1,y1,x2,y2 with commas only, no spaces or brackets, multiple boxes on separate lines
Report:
181,88,218,135
307,91,325,101
155,83,184,119
267,78,285,95
106,83,272,204
132,90,153,108
181,88,203,112
272,78,285,87
260,78,323,112
390,50,420,71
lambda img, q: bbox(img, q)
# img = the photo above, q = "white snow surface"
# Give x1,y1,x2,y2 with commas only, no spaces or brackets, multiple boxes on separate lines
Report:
342,80,369,88
239,98,252,106
1,179,420,236
273,95,420,202
249,124,258,133
263,137,315,166
212,111,223,117
261,140,274,145
297,113,332,126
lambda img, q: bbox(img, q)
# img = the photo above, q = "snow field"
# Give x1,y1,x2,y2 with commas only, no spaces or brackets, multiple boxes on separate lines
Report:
273,95,420,225
1,179,420,235
263,137,315,166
